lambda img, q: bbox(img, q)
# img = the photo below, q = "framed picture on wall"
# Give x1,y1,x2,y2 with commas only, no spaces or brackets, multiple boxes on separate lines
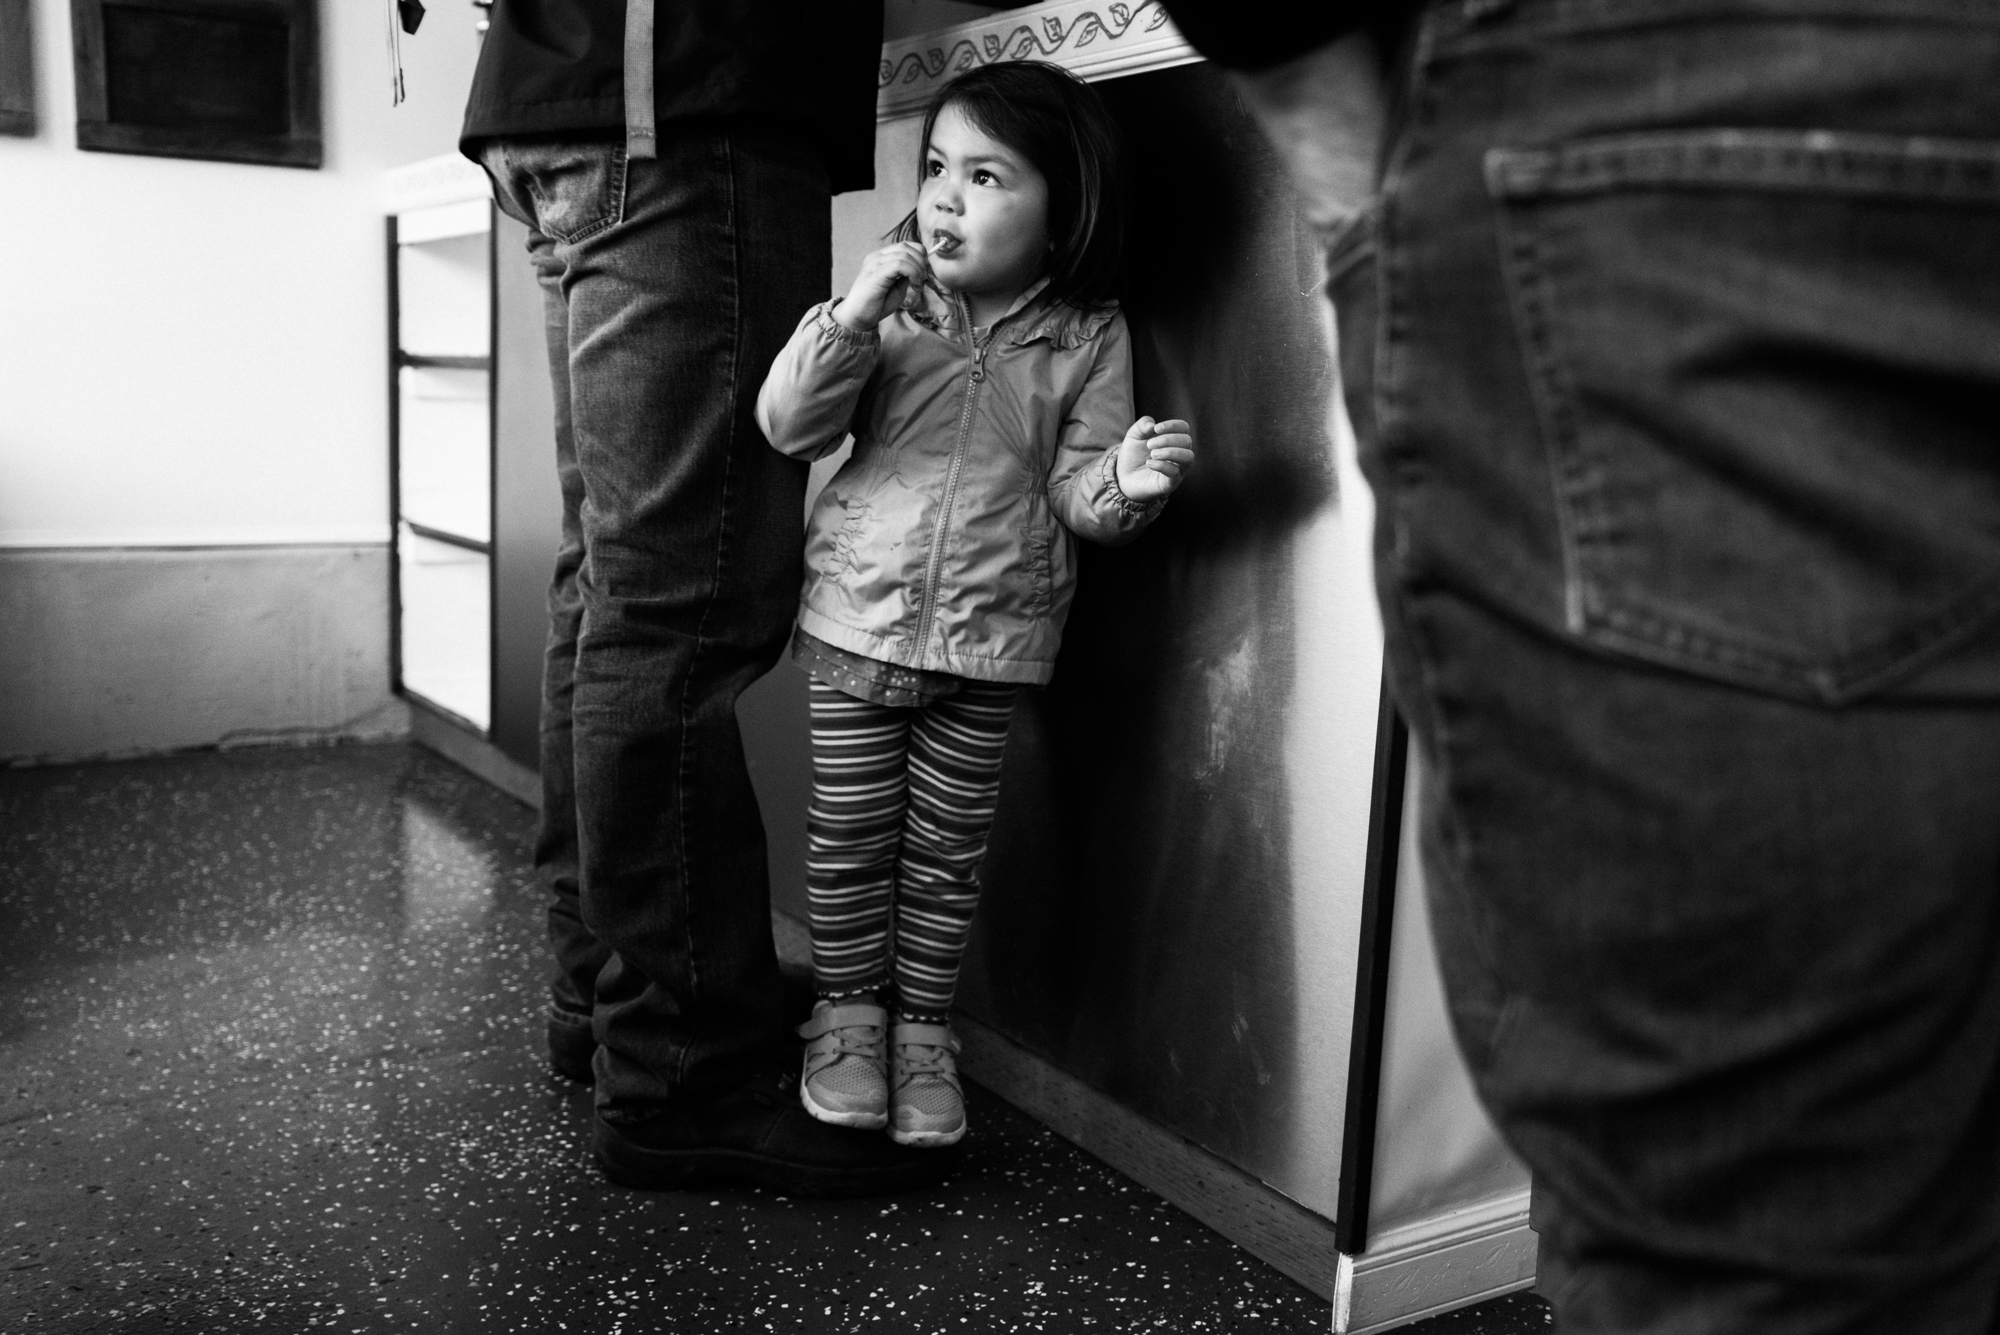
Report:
1,0,33,136
70,0,321,167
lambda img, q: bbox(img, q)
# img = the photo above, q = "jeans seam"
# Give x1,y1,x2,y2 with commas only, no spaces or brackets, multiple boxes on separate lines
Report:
668,133,742,1094
1488,192,1594,636
1371,7,1439,588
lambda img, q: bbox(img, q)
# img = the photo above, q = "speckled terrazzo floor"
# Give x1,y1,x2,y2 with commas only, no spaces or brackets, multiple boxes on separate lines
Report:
0,742,1553,1334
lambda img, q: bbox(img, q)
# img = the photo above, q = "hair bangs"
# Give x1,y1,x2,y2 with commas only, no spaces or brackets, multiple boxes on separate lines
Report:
891,61,1126,310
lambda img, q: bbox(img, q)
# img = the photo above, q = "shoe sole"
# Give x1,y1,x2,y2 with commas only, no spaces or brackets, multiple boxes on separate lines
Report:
800,1083,888,1132
595,1123,949,1198
889,1122,966,1148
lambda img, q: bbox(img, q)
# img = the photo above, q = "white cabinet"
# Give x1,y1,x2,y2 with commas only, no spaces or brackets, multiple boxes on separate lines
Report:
389,168,493,732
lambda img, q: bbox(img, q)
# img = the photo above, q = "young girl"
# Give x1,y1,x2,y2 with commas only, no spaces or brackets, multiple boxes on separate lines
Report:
755,61,1194,1148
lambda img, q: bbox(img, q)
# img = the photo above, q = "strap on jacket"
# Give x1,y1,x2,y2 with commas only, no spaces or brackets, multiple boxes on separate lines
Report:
623,0,656,160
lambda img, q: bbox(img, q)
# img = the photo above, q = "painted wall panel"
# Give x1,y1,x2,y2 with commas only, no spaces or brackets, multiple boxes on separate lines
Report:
0,546,401,762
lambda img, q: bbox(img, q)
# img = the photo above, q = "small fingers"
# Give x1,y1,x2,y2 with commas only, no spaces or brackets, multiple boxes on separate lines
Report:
867,245,926,280
1148,419,1191,437
1147,446,1195,466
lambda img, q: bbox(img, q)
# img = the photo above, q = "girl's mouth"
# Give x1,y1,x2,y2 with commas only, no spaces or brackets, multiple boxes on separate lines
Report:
929,233,963,258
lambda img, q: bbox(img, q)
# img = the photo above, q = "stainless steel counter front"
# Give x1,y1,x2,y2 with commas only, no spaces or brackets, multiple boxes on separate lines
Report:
954,62,1380,1220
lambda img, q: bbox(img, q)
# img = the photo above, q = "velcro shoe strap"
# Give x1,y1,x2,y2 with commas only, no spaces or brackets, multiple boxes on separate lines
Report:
797,1002,888,1041
892,1021,958,1052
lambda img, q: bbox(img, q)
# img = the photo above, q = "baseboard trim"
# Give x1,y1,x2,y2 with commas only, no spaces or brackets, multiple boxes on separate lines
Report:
955,1009,1351,1302
1335,1189,1537,1333
0,544,400,764
408,703,540,809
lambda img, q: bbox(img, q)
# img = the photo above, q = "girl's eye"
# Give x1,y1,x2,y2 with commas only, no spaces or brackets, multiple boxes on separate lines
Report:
973,170,997,186
925,159,945,177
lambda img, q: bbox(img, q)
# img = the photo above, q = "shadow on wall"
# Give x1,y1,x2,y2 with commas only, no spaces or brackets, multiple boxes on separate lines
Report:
960,63,1340,1190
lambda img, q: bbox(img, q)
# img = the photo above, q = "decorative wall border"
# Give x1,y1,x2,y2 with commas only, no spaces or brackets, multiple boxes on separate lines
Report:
878,0,1200,121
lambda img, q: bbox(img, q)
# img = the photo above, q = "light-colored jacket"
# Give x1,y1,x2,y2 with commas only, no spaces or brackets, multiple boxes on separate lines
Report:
756,282,1163,686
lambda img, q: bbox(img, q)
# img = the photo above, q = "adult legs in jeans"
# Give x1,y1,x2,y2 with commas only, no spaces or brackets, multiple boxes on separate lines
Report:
1334,2,2000,1329
1393,596,2000,1334
483,129,815,1119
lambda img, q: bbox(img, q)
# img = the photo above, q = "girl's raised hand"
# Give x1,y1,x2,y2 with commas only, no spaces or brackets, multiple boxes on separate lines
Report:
1115,417,1195,503
833,241,931,334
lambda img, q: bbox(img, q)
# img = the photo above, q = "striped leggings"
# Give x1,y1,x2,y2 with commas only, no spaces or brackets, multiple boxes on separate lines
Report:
805,677,1020,1019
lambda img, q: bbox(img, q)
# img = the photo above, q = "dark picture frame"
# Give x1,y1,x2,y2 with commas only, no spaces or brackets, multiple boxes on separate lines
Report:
70,0,321,167
1,0,34,136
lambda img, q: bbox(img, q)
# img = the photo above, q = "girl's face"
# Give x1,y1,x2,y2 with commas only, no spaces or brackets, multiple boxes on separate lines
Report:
919,104,1051,308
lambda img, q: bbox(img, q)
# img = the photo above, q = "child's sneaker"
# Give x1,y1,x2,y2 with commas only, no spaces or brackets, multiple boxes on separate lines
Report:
889,1020,965,1147
797,999,889,1130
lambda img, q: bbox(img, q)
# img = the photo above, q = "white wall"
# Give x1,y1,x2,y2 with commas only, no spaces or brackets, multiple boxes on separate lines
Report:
0,0,482,761
0,0,483,547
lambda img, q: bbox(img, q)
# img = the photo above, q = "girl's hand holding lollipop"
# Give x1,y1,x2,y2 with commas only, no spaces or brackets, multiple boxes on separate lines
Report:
832,241,933,334
1115,417,1195,503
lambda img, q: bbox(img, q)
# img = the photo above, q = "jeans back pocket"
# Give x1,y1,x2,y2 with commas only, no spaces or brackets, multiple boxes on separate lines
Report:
1487,128,2000,703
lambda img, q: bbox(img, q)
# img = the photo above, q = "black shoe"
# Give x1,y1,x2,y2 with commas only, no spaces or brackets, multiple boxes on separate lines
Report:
548,1010,596,1084
594,1064,955,1197
778,957,816,1030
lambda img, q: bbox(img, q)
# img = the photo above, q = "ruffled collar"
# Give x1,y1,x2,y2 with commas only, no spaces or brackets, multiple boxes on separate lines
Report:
907,277,1116,351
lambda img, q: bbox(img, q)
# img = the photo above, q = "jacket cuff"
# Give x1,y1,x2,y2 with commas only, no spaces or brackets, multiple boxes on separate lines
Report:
815,302,881,348
1100,450,1166,519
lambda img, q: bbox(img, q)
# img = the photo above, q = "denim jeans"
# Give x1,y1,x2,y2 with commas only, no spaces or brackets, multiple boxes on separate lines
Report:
1335,2,2000,1330
481,129,826,1118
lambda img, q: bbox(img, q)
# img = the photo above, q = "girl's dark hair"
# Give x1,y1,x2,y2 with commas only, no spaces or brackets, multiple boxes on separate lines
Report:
893,61,1126,308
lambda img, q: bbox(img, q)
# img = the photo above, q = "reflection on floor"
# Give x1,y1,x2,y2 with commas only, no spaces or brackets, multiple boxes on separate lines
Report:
0,743,1552,1333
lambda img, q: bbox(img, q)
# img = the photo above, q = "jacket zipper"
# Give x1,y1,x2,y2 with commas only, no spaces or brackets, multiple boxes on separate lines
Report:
913,294,993,666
